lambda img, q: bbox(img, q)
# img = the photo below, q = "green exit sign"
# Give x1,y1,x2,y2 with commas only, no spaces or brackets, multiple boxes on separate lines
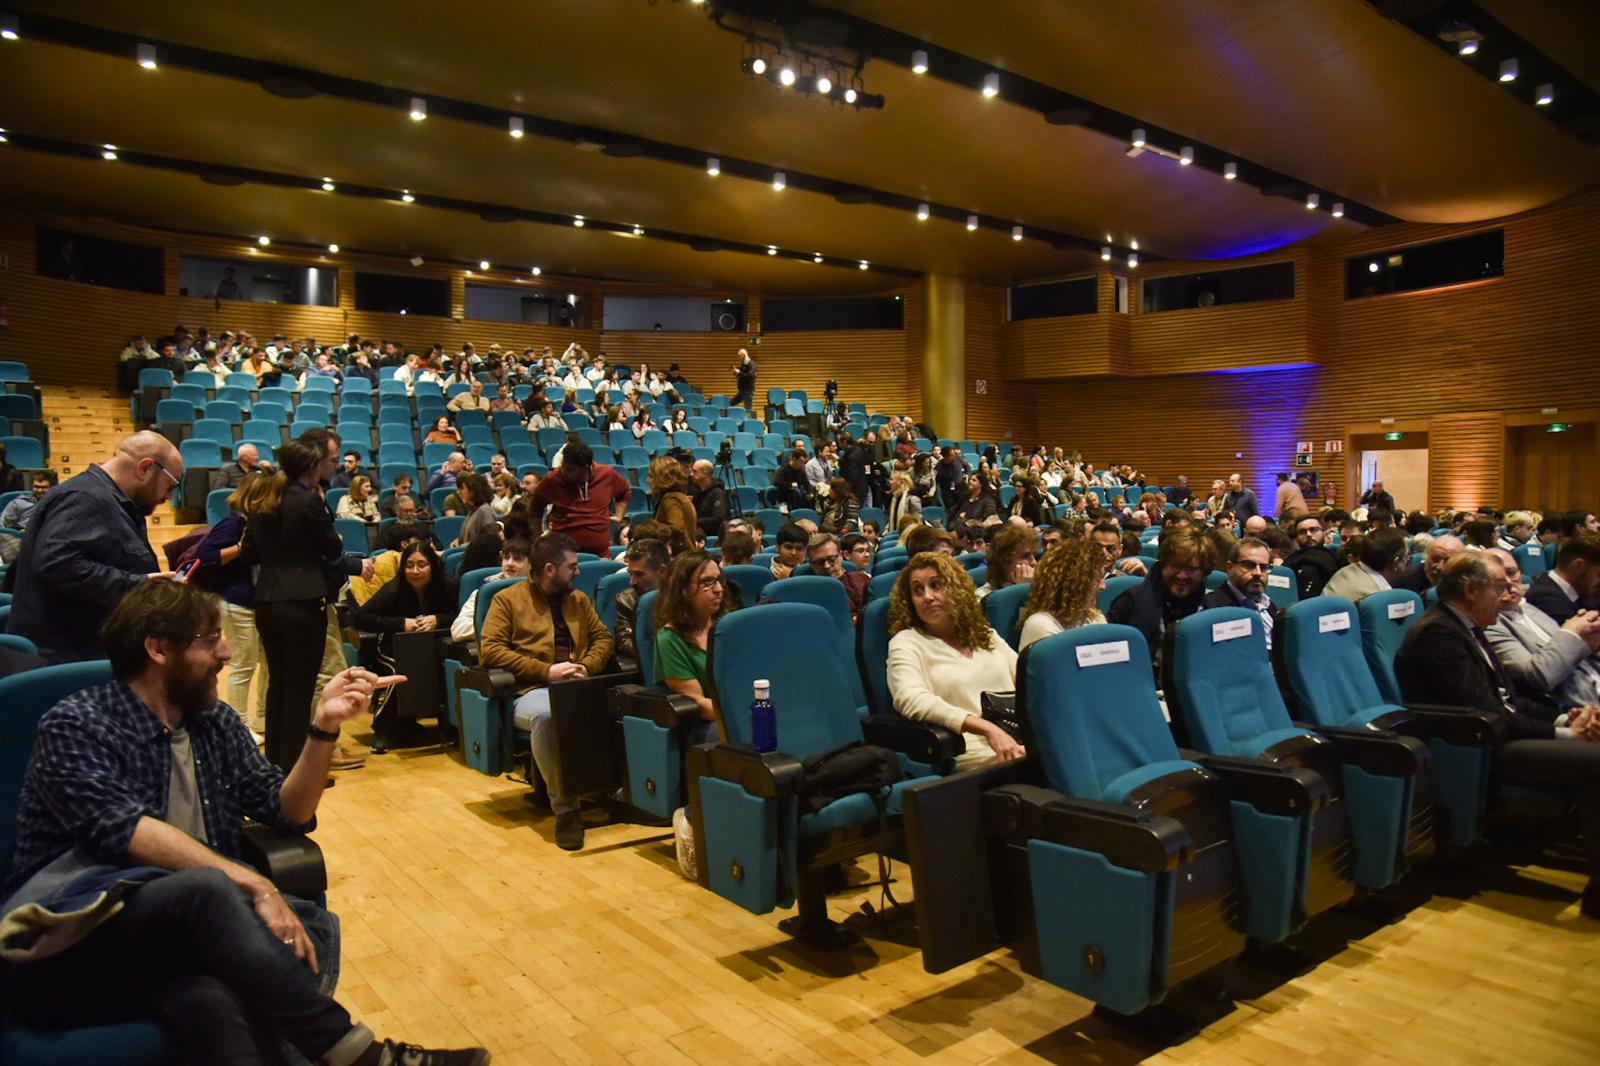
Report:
1384,431,1405,441
1548,423,1570,433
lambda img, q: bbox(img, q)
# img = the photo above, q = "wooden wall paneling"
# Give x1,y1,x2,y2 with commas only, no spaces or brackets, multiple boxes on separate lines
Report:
963,282,1018,445
1128,250,1312,376
1426,412,1505,511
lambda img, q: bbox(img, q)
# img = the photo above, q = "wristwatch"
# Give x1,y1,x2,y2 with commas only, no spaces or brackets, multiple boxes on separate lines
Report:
307,722,340,743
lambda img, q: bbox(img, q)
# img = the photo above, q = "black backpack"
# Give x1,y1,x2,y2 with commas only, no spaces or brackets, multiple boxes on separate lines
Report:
793,741,903,815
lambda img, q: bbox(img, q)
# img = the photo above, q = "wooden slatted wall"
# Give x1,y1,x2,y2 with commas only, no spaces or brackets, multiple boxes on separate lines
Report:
964,282,1015,444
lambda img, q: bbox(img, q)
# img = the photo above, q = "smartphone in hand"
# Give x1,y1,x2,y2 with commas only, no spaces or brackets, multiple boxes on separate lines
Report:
174,559,201,584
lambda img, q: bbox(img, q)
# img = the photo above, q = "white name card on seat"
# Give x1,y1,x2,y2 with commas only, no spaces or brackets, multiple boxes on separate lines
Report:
1076,640,1131,668
1387,599,1416,620
1267,573,1292,589
1319,612,1352,633
1212,618,1252,643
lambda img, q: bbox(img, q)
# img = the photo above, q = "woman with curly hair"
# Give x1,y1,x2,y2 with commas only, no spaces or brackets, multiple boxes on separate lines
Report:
649,454,698,554
1018,540,1106,651
654,549,730,742
887,552,1022,768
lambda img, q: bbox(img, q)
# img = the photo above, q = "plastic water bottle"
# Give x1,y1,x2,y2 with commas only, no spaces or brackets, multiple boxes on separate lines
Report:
750,679,777,753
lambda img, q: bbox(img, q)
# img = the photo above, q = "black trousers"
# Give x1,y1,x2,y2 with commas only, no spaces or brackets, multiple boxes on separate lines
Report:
6,868,360,1065
1498,738,1600,885
732,387,754,411
257,598,329,771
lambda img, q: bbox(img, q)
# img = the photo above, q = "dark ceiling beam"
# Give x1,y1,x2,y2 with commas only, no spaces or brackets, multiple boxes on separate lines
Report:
1,132,923,279
3,9,1148,262
1367,0,1600,145
710,0,1401,228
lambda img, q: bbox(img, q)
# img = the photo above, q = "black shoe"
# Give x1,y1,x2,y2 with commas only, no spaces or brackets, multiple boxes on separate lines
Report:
554,810,585,851
364,1039,491,1065
370,737,390,755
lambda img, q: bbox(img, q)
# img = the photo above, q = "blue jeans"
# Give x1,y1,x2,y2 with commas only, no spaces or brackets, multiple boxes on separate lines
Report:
514,687,576,813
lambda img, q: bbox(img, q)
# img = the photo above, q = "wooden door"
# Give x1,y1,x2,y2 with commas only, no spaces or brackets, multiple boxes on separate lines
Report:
1504,421,1597,512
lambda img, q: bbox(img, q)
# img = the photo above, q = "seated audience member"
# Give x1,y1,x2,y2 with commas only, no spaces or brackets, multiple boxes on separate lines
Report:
210,441,270,492
1009,475,1053,527
451,538,533,643
380,475,420,518
351,541,458,752
0,581,484,1064
1459,518,1499,550
490,472,518,518
447,379,491,414
1528,533,1600,625
1395,552,1600,917
1484,548,1600,710
1499,510,1536,550
649,455,698,554
0,470,56,533
1323,526,1410,602
1284,513,1339,598
886,552,1022,770
613,538,669,672
452,474,499,548
425,416,462,446
955,474,998,524
1202,536,1280,650
329,451,366,490
689,460,729,541
1106,524,1213,669
841,531,874,573
479,533,614,850
1018,540,1106,651
771,522,809,580
773,449,813,512
1166,475,1194,507
902,524,955,557
652,550,731,746
978,525,1039,600
528,401,566,432
335,476,380,523
805,532,871,623
427,452,470,495
1400,532,1464,595
1089,520,1147,578
719,529,757,566
526,441,631,558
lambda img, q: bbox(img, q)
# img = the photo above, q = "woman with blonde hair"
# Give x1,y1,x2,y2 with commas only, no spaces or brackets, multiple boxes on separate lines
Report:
887,552,1022,768
1018,540,1106,651
649,454,698,554
490,471,518,517
335,475,380,523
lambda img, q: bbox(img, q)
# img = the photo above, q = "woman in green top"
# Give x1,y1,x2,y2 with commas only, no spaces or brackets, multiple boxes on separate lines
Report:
653,549,731,744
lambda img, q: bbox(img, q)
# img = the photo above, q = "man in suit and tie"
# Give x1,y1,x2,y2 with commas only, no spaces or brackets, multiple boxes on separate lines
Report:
1526,532,1600,626
1395,552,1600,918
1324,526,1409,602
1483,548,1600,711
1202,537,1281,651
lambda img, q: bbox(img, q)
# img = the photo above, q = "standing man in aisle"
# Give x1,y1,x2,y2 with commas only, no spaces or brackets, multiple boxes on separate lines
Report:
732,347,758,411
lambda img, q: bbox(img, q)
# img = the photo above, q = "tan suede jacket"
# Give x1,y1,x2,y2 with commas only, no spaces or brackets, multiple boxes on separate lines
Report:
479,579,614,693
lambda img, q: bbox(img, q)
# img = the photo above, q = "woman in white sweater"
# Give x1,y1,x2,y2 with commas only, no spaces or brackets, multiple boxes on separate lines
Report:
1018,539,1106,651
887,552,1022,768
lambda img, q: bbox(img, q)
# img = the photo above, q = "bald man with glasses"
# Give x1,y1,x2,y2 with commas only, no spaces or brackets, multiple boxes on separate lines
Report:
7,431,183,662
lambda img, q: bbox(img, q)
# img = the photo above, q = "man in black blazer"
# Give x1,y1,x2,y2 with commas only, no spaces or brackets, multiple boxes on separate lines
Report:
1396,552,1600,917
1202,536,1282,651
1526,532,1600,626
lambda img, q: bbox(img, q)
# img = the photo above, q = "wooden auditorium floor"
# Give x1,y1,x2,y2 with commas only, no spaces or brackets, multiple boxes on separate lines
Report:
309,720,1600,1066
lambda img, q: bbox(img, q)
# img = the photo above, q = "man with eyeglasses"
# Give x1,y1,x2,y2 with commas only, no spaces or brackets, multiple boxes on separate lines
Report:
1203,537,1281,650
1283,514,1340,599
1107,525,1213,670
8,431,184,663
805,532,871,624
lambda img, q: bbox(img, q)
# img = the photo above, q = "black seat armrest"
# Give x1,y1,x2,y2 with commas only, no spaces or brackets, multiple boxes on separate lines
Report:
240,823,328,900
459,665,519,699
440,640,474,666
979,783,1191,873
1372,703,1504,746
685,741,805,799
860,714,965,765
1186,750,1331,816
1298,722,1431,776
609,682,704,729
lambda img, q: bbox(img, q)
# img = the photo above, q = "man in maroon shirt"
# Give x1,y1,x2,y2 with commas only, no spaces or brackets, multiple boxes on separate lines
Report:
527,441,631,555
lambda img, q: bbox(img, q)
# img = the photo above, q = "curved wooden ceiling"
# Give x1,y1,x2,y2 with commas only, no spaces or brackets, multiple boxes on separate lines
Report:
1,0,1594,293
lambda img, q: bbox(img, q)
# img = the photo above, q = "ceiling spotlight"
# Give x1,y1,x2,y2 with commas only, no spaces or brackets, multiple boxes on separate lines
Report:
1331,202,1345,218
916,203,930,221
1458,38,1479,57
1306,192,1320,210
911,49,928,74
409,95,427,120
409,255,424,267
479,259,490,270
1129,238,1139,250
1223,161,1237,180
1368,261,1380,273
843,87,858,104
1499,58,1518,82
531,266,542,276
779,64,796,87
1131,127,1146,148
1101,247,1111,261
1179,146,1194,166
859,260,870,270
1011,225,1024,241
508,116,524,138
966,214,979,231
749,56,767,75
767,245,778,255
0,14,16,40
573,214,585,227
1127,254,1139,268
137,42,157,69
0,128,8,144
327,243,339,253
981,72,1000,97
1536,83,1554,105
815,75,832,94
625,223,640,236
772,170,786,191
813,252,824,263
400,189,414,202
257,235,271,246
321,178,336,191
101,144,118,160
706,156,720,176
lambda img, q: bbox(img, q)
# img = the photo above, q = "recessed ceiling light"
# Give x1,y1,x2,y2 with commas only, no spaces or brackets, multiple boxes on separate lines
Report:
573,215,585,227
400,189,414,202
257,235,271,246
779,63,796,87
1,15,18,40
1179,146,1194,166
767,245,778,255
813,252,824,263
1101,246,1112,261
409,95,427,120
1331,202,1345,218
911,49,928,74
327,243,339,253
859,260,869,270
1536,83,1554,105
531,266,541,276
706,156,720,176
137,42,157,69
1306,192,1320,210
479,260,490,270
1499,58,1518,82
321,178,335,191
0,128,8,144
750,57,766,75
632,224,644,236
1458,38,1479,57
843,87,858,104
1127,254,1138,268
1129,238,1139,251
1131,128,1146,148
981,72,1000,97
1368,261,1380,273
1011,225,1023,241
772,171,786,191
508,116,524,138
101,144,118,160
815,75,832,94
1223,161,1237,180
966,214,979,231
916,202,930,221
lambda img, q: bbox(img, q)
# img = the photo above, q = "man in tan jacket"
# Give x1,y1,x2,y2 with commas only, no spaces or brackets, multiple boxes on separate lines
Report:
480,531,614,849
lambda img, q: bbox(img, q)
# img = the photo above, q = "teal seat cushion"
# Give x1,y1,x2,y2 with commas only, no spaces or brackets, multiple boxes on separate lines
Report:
0,1018,172,1065
1099,759,1205,805
798,775,934,838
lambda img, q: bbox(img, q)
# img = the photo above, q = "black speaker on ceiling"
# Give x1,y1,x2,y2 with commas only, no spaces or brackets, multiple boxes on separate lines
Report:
710,302,746,332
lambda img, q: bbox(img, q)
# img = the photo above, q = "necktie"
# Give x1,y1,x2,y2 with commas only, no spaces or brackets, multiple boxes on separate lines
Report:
1471,625,1517,713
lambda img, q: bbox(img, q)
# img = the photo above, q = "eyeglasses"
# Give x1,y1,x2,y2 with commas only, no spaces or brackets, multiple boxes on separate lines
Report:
153,461,181,487
696,575,725,590
1234,561,1272,573
811,553,841,568
191,629,224,648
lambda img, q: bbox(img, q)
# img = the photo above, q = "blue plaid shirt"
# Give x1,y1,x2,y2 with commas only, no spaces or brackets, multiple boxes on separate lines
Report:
5,681,311,895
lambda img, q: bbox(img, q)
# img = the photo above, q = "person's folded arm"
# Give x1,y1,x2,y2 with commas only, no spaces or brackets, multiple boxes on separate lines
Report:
887,639,973,734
